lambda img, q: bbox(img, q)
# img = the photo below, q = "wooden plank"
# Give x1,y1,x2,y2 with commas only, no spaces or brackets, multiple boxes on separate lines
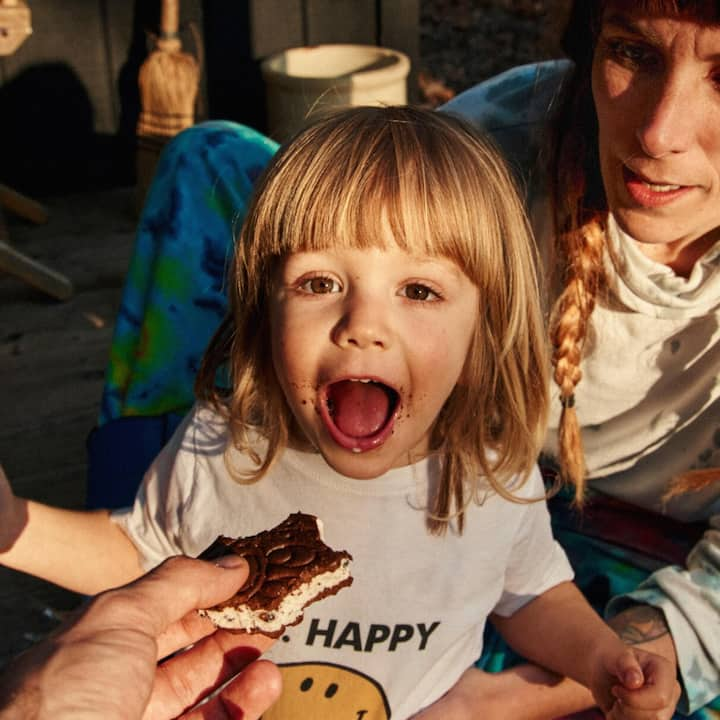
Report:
250,0,304,58
0,184,48,224
3,0,116,134
0,418,97,501
0,189,136,301
100,0,135,125
0,187,136,670
0,239,74,300
304,0,377,45
201,2,273,131
180,0,206,121
0,565,82,670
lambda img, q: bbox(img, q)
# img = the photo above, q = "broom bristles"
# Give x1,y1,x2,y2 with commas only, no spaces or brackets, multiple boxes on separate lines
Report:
137,47,199,138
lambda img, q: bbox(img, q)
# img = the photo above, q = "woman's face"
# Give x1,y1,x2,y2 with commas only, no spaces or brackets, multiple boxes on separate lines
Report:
592,6,720,268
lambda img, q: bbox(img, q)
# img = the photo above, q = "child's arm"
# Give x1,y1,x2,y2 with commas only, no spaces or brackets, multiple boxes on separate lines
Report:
412,664,597,720
491,581,681,719
0,464,144,594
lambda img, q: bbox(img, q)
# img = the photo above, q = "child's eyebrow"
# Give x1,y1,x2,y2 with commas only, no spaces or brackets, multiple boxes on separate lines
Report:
408,255,467,279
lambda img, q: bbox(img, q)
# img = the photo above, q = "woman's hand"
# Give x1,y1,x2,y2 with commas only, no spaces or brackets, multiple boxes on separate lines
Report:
0,555,282,720
0,464,27,553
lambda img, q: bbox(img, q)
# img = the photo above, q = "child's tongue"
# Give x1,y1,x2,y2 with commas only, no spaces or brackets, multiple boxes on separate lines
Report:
328,380,390,437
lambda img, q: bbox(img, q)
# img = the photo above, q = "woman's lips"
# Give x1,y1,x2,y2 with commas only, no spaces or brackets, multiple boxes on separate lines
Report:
623,165,693,207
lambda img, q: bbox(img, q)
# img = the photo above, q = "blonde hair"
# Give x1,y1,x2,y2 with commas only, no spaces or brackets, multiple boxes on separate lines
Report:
551,0,720,503
196,105,549,534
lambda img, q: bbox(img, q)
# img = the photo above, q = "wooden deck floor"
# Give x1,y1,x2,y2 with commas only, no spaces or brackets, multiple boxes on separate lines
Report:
0,187,137,668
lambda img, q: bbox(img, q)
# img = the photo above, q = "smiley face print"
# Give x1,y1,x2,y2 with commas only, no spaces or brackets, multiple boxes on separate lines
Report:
261,662,390,719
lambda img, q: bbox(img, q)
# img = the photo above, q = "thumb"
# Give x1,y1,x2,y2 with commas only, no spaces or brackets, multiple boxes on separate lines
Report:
613,648,645,690
115,555,251,638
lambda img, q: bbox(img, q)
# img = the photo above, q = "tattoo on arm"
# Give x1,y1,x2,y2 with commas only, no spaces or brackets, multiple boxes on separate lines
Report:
608,605,670,645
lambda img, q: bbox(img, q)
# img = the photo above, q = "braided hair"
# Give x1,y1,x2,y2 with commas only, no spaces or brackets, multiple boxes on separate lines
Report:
548,0,720,503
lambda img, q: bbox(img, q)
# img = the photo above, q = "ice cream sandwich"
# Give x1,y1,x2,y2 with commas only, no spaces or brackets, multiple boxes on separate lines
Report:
198,512,353,637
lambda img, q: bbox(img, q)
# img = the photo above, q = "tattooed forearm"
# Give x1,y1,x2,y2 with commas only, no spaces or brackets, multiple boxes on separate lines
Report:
608,605,670,645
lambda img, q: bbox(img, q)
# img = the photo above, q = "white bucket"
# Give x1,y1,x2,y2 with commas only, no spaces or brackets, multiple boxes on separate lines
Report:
261,44,411,141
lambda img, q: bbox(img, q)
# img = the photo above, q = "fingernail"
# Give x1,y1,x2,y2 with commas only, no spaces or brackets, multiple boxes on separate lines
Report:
215,554,247,569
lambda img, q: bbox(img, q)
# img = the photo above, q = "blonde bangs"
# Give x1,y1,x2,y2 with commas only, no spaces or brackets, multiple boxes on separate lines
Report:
240,107,527,283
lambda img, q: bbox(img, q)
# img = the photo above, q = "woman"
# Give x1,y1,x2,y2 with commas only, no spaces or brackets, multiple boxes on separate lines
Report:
440,1,719,718
89,1,718,717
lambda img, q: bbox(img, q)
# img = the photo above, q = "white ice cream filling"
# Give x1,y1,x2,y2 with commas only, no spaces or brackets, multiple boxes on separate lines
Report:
199,557,351,632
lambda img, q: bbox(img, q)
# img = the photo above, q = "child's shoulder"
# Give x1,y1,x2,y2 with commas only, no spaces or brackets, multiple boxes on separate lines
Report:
174,402,230,445
478,453,546,503
177,402,267,469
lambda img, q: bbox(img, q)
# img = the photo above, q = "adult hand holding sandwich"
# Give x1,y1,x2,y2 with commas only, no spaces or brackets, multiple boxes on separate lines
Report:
0,555,281,719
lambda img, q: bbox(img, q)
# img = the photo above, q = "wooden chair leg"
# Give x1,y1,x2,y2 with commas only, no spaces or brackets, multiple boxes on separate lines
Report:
0,183,48,224
0,212,73,300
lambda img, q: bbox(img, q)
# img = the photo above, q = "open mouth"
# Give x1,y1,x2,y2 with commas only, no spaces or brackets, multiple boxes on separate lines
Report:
321,378,400,452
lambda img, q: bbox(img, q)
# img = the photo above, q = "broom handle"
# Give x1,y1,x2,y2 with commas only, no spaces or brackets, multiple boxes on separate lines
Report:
158,0,181,50
161,0,179,36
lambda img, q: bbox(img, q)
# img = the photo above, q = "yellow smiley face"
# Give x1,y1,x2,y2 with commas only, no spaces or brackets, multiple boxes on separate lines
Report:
262,662,390,720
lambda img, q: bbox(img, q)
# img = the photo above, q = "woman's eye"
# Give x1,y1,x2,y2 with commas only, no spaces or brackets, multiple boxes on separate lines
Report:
401,283,439,301
606,38,660,71
299,276,340,294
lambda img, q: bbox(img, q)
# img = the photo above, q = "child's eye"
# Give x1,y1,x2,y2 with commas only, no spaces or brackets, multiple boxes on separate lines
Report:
299,275,341,294
401,283,440,301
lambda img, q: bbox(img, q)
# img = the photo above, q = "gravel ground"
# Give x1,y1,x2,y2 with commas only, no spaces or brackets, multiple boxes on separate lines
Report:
420,0,572,97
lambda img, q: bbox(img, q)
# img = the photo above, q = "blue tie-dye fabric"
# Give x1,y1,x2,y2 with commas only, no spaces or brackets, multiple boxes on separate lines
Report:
99,121,278,425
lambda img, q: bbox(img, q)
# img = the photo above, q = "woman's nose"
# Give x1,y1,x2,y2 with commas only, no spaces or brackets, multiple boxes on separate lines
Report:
332,294,391,350
636,73,696,157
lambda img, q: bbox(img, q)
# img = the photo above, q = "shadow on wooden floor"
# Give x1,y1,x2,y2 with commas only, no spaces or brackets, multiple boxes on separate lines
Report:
0,186,136,668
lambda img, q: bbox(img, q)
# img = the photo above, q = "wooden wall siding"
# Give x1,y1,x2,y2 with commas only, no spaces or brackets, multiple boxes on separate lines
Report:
380,0,420,87
0,0,418,194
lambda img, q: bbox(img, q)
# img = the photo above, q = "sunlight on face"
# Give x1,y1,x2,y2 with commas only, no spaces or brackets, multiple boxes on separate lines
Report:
270,238,479,480
592,6,720,268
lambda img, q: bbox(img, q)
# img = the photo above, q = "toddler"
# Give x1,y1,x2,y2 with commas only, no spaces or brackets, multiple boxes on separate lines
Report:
0,106,678,719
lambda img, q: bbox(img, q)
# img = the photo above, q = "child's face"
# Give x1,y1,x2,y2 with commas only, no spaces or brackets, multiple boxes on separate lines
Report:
270,238,479,479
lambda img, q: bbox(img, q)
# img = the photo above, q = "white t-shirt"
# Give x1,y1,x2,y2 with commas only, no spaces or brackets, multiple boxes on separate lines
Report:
543,214,720,522
113,404,572,720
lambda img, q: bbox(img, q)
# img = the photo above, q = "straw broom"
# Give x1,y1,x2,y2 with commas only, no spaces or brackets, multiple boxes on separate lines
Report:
136,0,199,209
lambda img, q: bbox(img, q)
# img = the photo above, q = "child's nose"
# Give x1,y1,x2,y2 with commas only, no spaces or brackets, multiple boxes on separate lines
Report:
332,295,391,350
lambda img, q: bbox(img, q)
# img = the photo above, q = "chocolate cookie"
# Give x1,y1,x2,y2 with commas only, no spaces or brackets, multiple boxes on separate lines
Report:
198,512,353,637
